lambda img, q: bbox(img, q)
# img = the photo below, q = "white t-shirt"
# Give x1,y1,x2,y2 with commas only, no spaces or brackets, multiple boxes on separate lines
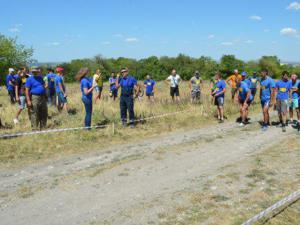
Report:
167,74,181,88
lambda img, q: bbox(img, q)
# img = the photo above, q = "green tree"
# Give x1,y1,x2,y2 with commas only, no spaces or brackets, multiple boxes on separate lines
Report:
220,55,245,76
258,56,281,78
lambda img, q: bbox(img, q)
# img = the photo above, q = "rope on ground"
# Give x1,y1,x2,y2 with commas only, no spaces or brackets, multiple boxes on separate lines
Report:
242,188,300,225
0,109,192,139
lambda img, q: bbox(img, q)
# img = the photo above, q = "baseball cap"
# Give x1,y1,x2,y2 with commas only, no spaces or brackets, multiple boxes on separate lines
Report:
241,72,247,77
8,68,15,73
121,68,128,73
30,66,40,72
56,67,64,72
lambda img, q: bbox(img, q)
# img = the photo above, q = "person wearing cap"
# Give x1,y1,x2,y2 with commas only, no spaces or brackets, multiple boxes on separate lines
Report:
144,75,156,102
46,68,57,106
76,68,97,128
241,72,251,88
14,69,30,124
259,69,276,131
211,72,226,123
93,69,104,104
275,71,292,132
237,75,253,127
189,71,203,103
55,67,68,113
109,72,118,101
288,74,300,127
165,69,181,102
6,68,16,104
116,68,138,128
226,69,242,102
25,67,48,130
248,72,260,99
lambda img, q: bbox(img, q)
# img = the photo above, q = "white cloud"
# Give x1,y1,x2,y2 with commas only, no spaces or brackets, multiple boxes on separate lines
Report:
249,15,262,21
287,2,300,10
280,27,298,37
208,34,215,39
244,40,254,44
124,37,139,43
101,41,111,45
221,42,233,46
9,24,23,33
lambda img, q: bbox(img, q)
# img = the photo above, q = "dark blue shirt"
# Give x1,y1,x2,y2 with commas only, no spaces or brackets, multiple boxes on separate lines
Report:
144,79,156,94
276,80,292,101
25,75,46,95
55,75,65,93
215,79,226,98
260,76,275,102
109,77,117,91
248,76,260,89
239,81,253,101
47,73,57,89
119,75,137,96
80,77,93,100
6,74,16,91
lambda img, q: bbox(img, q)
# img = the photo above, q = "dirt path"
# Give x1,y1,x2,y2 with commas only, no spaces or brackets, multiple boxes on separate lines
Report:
0,117,297,225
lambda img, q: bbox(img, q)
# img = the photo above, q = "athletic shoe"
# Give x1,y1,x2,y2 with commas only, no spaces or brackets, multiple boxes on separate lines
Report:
261,126,268,131
13,118,19,124
219,119,224,123
282,126,286,133
130,124,135,129
239,122,245,127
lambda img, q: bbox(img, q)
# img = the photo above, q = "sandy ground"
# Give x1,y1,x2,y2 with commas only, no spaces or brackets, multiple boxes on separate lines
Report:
0,116,298,225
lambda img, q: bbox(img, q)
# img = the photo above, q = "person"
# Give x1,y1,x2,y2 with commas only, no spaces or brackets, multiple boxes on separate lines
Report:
259,69,276,131
189,71,203,103
237,76,253,127
76,68,96,128
211,72,226,123
226,69,242,102
55,67,68,113
14,69,30,124
116,68,139,128
288,74,300,126
109,72,118,101
144,75,156,102
275,71,292,132
241,72,251,88
165,69,181,102
46,68,57,106
93,69,104,104
248,72,260,99
25,67,48,130
6,68,16,104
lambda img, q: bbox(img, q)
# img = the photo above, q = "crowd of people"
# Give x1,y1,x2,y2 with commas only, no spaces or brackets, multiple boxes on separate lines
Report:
3,66,300,133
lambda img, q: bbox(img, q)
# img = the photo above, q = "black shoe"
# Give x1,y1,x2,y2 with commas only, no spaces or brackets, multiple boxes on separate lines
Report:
236,117,242,123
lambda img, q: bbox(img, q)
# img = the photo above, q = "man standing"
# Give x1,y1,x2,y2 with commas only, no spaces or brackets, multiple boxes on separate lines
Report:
237,76,253,127
259,69,275,131
25,67,48,130
109,72,118,101
116,68,139,128
55,67,68,113
275,71,292,132
226,69,241,102
165,69,181,102
6,68,16,104
248,72,260,100
144,75,156,102
189,71,203,103
46,68,57,106
288,74,300,126
211,72,226,123
14,69,30,124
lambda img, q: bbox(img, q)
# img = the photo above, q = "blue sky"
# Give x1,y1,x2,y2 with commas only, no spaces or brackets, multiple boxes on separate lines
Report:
1,0,300,62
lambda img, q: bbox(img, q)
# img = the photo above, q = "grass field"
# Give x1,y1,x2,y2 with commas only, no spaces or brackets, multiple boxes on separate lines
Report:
0,80,260,167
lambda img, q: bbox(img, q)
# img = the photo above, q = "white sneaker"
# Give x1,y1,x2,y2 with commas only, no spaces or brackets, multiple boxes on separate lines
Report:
239,122,245,127
13,118,19,124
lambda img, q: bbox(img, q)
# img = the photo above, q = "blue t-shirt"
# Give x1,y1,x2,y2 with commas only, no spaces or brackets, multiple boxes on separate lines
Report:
109,77,117,91
275,80,292,101
47,73,57,89
80,77,93,100
55,75,64,93
215,80,226,98
260,77,275,102
144,79,156,94
289,80,300,99
6,74,16,91
248,76,260,89
119,75,137,96
25,75,46,95
239,81,253,101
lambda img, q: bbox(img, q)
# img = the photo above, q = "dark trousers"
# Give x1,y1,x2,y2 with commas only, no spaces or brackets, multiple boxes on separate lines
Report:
48,88,56,106
82,96,92,127
120,95,135,123
8,90,15,104
29,95,48,130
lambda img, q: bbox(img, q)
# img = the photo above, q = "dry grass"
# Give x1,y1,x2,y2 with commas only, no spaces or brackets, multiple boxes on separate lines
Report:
0,81,260,167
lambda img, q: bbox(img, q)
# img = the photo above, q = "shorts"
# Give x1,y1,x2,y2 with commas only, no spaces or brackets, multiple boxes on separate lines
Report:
214,96,224,107
95,86,103,93
58,92,67,104
289,99,299,109
251,89,257,97
231,88,237,97
18,96,26,109
170,86,180,97
261,99,270,108
276,99,288,114
191,90,201,99
146,92,154,97
110,89,118,97
239,99,252,106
